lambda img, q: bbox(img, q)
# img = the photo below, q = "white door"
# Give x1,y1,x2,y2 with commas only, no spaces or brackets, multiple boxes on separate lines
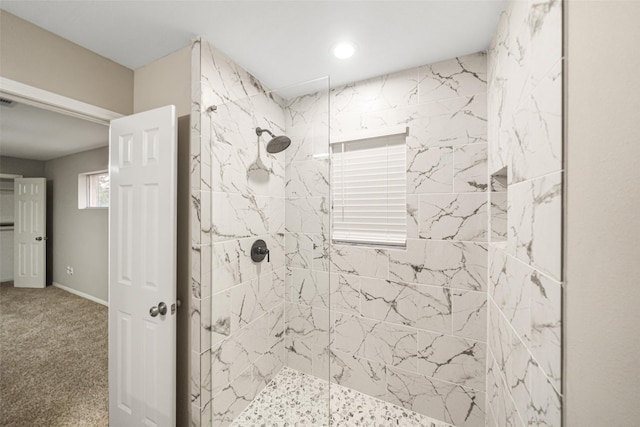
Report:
13,178,46,288
109,105,177,427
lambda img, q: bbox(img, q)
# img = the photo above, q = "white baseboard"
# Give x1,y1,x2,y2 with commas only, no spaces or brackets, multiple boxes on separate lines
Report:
52,282,108,307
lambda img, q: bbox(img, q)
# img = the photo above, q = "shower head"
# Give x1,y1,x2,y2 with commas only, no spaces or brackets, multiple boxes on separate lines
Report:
265,135,292,154
255,127,291,154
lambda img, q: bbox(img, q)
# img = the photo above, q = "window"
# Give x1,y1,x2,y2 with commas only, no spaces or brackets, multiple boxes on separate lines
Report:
331,127,408,247
78,170,109,209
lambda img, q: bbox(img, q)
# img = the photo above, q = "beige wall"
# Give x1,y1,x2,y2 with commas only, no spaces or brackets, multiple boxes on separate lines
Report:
0,10,133,115
564,1,640,425
44,146,109,302
134,47,193,424
0,156,45,177
134,46,191,117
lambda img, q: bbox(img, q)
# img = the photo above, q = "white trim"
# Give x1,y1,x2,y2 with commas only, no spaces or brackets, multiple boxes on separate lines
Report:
52,281,109,307
331,126,409,144
0,174,23,179
0,77,123,125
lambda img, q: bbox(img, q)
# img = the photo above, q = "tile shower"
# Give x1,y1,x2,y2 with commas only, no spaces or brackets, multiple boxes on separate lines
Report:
189,0,562,425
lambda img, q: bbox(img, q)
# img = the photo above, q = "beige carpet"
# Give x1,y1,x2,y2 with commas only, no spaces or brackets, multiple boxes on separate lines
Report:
0,282,108,427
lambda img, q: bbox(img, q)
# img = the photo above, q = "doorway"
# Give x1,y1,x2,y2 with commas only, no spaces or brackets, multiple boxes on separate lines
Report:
0,95,111,426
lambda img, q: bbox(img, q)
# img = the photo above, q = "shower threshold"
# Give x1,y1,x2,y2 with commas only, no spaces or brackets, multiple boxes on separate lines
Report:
231,366,454,427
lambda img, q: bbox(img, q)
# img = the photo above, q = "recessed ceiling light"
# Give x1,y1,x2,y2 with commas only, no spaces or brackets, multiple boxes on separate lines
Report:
332,42,356,59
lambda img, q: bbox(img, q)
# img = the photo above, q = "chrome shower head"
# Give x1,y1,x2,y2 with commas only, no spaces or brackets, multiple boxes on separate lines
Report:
255,127,291,154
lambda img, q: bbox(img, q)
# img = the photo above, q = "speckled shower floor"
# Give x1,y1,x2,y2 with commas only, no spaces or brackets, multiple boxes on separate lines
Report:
231,367,454,427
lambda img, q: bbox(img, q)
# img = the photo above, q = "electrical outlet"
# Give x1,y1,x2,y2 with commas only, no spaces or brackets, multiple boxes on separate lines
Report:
66,266,74,275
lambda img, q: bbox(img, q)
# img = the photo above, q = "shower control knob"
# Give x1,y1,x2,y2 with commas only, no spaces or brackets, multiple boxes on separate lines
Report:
251,239,270,263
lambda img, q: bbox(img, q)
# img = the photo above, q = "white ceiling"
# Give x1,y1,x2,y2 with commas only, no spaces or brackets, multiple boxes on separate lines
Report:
0,0,505,161
1,0,506,92
0,101,108,161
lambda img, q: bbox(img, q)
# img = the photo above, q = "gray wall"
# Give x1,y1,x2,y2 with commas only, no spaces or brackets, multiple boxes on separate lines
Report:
44,146,109,302
564,2,640,425
0,156,45,177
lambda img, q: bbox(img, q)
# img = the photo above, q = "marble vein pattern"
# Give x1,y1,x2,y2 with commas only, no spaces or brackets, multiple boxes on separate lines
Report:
454,144,488,193
330,68,419,117
507,171,562,281
329,273,360,316
490,192,508,242
510,62,562,184
409,93,487,149
198,39,299,427
319,51,489,427
286,267,330,309
417,331,486,391
389,239,487,291
386,367,485,427
197,38,514,427
190,184,208,420
407,195,420,239
452,289,487,342
359,277,417,327
330,245,389,279
418,53,487,103
330,349,388,399
333,313,418,372
419,194,488,242
486,0,564,426
232,367,455,427
407,146,454,194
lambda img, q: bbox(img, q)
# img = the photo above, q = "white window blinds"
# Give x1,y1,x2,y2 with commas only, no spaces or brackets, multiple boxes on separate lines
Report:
331,129,407,247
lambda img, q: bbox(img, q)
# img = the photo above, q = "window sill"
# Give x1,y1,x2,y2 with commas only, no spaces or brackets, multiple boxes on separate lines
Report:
332,240,406,251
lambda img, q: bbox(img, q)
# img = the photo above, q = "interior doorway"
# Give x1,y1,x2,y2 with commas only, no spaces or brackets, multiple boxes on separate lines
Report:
0,85,113,426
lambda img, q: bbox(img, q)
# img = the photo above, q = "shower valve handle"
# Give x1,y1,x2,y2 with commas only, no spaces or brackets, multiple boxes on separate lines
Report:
256,246,269,262
251,239,270,263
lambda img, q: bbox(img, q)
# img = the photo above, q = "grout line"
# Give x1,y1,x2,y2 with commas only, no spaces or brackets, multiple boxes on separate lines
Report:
487,294,562,398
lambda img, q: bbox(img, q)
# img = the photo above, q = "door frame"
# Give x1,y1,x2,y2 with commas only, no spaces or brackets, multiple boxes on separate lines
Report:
0,77,122,124
1,174,22,284
1,76,121,292
0,76,124,416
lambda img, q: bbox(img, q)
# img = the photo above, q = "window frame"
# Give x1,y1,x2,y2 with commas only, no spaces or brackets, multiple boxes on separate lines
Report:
78,169,109,209
330,126,409,248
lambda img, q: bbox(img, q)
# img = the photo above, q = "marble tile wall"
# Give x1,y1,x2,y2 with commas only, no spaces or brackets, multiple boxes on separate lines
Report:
486,0,563,426
189,38,206,426
312,53,489,427
283,87,331,387
191,39,291,427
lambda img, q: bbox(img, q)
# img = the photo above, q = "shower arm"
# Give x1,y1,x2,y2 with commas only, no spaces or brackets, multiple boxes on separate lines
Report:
255,127,275,138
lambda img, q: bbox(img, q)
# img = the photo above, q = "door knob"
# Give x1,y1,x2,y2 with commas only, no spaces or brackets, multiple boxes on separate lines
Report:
149,302,168,317
35,236,42,241
158,302,168,315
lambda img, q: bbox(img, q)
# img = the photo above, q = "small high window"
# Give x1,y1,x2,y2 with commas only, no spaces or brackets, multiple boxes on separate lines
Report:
78,170,109,209
331,127,408,247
